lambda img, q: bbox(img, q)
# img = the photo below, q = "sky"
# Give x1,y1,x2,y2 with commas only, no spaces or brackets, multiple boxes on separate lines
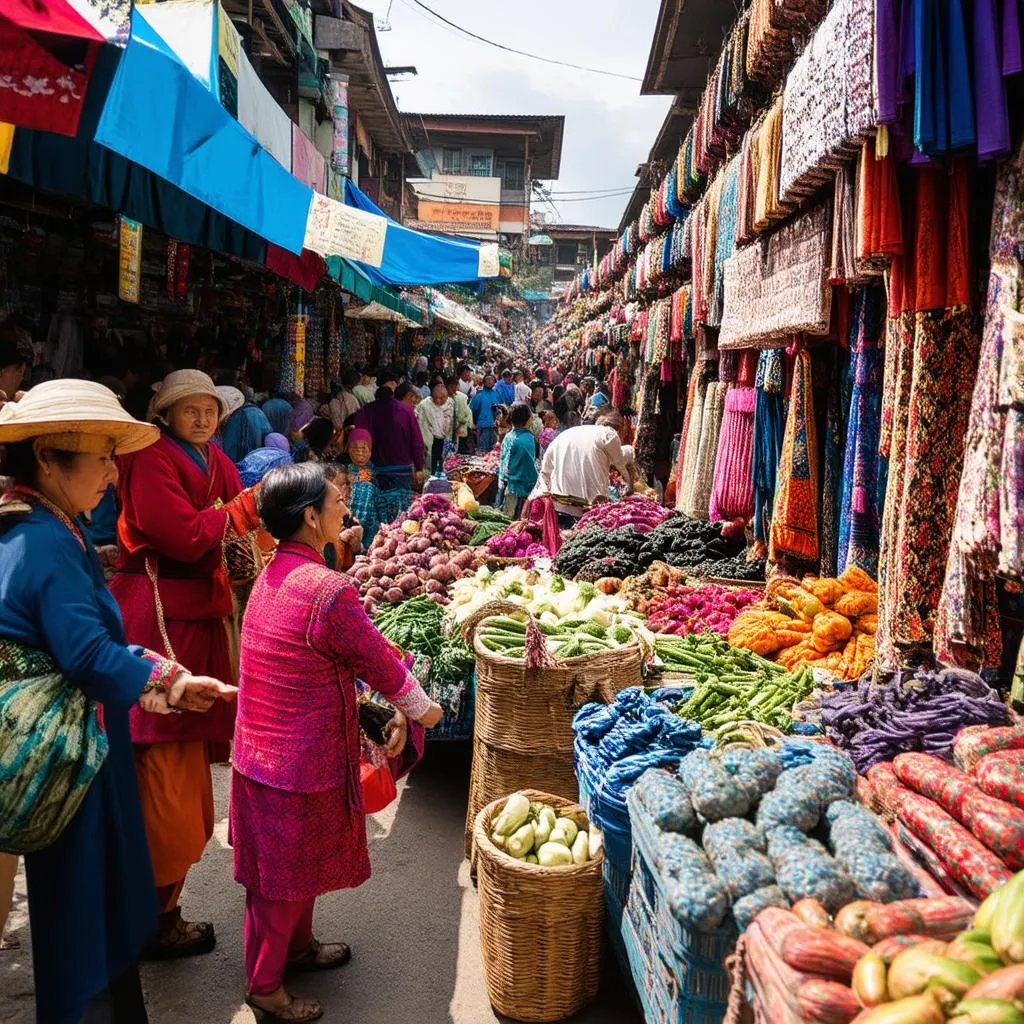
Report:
356,0,672,230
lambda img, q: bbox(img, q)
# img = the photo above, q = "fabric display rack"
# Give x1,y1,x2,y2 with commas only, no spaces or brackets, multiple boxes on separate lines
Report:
524,1,1024,1023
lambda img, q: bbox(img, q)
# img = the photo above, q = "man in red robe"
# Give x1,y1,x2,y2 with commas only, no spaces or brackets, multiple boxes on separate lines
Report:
111,369,259,958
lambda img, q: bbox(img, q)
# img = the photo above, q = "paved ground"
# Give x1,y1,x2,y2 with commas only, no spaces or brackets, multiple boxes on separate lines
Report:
2,744,639,1024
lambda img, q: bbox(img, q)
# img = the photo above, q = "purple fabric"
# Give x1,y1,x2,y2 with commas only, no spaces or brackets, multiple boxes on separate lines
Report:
265,432,289,452
352,391,425,471
290,399,316,434
1005,0,1023,73
974,0,1011,160
876,0,904,123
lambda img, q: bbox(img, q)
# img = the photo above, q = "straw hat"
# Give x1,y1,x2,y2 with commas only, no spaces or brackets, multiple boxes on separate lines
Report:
216,385,245,421
0,379,159,454
152,369,227,419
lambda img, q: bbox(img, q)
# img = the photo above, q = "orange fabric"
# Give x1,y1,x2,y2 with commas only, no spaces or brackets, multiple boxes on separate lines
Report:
134,741,214,888
225,487,261,536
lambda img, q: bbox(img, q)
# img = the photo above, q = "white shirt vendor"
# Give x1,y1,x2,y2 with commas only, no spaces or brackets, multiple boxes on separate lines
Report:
533,424,632,519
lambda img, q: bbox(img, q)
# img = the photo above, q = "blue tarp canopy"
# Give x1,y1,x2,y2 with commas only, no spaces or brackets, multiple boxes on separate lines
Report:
341,179,493,287
5,42,268,263
91,9,312,255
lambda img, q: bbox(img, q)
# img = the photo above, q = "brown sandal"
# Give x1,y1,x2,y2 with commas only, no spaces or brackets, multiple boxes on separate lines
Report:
143,907,216,960
286,938,352,973
245,992,323,1023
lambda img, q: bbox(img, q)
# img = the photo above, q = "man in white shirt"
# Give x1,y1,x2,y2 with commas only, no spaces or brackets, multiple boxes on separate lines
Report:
532,410,633,527
513,370,532,405
457,363,476,400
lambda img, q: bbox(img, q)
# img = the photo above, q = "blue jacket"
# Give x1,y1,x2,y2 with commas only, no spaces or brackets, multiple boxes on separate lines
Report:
494,380,516,406
470,387,500,429
500,427,539,497
0,507,158,1024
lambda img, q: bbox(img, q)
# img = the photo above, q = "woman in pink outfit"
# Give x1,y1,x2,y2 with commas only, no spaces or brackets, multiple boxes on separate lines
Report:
231,463,442,1023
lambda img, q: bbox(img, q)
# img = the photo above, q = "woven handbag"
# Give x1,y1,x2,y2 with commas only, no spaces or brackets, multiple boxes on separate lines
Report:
0,640,108,854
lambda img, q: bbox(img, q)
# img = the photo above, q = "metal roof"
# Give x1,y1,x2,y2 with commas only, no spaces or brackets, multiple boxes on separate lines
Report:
641,0,735,97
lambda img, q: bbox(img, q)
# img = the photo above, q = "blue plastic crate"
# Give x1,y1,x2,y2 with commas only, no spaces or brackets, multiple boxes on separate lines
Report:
603,850,631,910
625,788,736,1013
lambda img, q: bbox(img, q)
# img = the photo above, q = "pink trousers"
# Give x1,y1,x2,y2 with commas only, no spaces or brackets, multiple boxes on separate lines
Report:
244,890,316,995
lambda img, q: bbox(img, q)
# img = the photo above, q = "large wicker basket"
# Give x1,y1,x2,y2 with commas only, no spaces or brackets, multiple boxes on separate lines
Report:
474,789,605,1022
462,603,643,856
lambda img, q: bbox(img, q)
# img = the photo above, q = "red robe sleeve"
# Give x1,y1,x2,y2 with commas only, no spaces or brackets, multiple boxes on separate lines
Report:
117,440,232,562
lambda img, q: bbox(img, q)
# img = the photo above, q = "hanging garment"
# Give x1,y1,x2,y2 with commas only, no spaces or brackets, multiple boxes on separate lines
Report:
688,382,730,520
838,287,887,577
820,343,852,578
709,386,756,522
752,349,786,544
936,133,1024,669
770,348,820,564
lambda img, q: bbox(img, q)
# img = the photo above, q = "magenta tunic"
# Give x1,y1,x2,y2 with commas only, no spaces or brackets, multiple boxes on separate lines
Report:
231,541,430,901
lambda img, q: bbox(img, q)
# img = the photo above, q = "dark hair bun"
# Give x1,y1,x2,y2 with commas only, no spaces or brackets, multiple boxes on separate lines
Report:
258,463,328,540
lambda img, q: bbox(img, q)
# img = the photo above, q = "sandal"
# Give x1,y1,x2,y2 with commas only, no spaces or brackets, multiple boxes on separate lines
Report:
246,992,323,1023
143,907,216,960
286,938,352,973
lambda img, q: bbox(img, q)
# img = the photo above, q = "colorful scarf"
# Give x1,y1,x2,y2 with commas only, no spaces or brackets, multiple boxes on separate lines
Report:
770,348,820,563
838,287,886,576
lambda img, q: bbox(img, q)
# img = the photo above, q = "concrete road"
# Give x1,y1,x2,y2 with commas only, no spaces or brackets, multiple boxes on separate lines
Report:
1,744,640,1024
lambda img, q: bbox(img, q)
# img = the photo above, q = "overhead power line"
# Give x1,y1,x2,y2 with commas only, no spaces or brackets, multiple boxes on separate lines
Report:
400,0,643,82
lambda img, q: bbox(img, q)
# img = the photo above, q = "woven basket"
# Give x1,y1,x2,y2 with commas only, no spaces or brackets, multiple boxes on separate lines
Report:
463,602,642,856
467,601,643,757
474,789,604,1022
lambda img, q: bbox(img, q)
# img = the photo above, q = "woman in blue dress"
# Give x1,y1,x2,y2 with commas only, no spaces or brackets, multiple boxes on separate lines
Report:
0,380,238,1024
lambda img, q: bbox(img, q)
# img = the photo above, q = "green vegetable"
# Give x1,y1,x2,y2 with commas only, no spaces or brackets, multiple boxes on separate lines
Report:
653,633,814,733
493,792,531,836
554,817,579,845
536,842,573,867
467,506,512,524
526,854,539,864
506,822,535,858
571,831,590,864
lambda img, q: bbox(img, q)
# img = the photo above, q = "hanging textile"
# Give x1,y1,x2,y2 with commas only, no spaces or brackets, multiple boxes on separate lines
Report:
779,0,877,206
936,135,1024,669
854,137,903,276
770,348,820,564
719,200,833,349
709,386,756,522
838,287,887,577
821,342,852,577
710,157,741,327
688,382,730,521
752,349,785,545
304,316,324,399
677,367,711,513
877,161,978,668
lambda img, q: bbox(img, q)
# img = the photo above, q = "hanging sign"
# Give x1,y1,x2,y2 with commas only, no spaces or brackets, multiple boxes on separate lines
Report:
477,242,500,279
303,194,387,266
118,216,143,303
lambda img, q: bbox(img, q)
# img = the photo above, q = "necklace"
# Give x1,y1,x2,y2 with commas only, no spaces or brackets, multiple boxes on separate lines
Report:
8,485,86,552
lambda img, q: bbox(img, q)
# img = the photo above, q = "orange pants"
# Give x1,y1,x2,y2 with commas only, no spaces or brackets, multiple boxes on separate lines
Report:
134,741,215,910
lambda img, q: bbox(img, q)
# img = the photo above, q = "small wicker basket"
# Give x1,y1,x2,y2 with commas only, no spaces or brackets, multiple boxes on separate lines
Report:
474,789,604,1022
462,601,643,857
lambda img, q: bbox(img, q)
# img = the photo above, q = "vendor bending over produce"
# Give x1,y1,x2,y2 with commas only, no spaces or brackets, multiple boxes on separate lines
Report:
531,410,636,529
